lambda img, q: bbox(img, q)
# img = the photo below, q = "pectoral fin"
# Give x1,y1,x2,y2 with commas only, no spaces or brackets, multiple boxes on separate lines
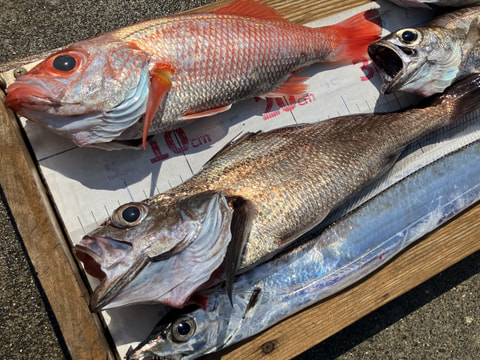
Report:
224,197,256,304
144,64,174,149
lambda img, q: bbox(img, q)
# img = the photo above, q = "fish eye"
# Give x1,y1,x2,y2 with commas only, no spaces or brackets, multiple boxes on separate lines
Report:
171,316,196,343
399,29,419,44
111,202,149,228
45,51,85,75
122,206,141,222
52,54,78,72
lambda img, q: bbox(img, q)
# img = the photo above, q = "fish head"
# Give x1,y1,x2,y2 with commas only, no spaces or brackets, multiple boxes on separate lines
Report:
126,287,249,360
74,191,233,310
5,38,151,146
368,26,462,96
126,306,213,360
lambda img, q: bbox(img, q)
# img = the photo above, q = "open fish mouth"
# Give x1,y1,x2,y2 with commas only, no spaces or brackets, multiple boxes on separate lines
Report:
74,236,134,279
74,246,106,280
368,42,415,94
74,235,138,310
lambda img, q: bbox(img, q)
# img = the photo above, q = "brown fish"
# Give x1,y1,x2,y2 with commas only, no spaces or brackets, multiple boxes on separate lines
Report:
75,73,480,311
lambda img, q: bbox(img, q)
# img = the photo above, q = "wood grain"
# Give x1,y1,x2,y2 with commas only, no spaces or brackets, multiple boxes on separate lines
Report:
0,1,479,359
0,91,115,359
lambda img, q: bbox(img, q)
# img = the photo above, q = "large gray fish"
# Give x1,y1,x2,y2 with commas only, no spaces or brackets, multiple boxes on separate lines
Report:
389,0,480,8
75,73,480,312
126,122,480,360
368,7,480,96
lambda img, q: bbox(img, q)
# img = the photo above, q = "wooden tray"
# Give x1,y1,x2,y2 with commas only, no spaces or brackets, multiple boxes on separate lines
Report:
1,1,479,359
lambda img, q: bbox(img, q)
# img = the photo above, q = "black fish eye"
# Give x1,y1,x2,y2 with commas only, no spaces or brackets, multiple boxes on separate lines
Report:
122,206,141,223
401,30,418,44
171,316,196,343
111,202,148,228
52,54,77,72
177,322,191,335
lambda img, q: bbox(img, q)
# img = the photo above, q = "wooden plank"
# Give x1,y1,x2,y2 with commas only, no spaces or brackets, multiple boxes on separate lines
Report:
0,91,115,359
1,1,478,359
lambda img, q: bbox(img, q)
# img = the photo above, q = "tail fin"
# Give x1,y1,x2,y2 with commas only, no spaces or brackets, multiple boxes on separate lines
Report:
326,9,382,62
429,73,480,120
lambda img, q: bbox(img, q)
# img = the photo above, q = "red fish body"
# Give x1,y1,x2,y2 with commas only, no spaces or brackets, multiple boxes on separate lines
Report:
6,0,380,149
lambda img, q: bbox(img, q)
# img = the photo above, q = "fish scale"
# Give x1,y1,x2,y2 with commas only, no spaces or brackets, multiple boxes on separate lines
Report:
6,0,380,148
158,123,401,269
167,96,466,271
128,126,480,360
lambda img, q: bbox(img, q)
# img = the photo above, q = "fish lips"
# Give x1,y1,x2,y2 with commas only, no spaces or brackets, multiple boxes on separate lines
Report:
5,82,60,113
75,233,185,311
75,235,145,312
74,235,134,280
368,40,422,94
126,305,205,360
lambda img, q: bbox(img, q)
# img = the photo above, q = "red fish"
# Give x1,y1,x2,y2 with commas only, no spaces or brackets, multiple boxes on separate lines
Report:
6,0,380,149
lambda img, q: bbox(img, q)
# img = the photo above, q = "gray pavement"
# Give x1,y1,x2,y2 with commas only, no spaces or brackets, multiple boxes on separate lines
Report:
0,1,479,359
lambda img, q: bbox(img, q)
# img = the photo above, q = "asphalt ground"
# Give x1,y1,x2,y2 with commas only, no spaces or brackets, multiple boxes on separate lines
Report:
0,1,479,359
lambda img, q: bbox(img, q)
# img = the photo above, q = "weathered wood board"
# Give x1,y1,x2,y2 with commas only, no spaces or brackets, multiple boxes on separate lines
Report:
0,1,479,359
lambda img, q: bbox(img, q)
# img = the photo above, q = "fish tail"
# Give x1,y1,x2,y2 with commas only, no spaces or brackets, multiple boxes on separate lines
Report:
429,73,480,121
324,9,382,62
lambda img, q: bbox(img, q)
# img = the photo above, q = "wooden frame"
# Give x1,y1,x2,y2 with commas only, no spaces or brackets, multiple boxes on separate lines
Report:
1,1,479,359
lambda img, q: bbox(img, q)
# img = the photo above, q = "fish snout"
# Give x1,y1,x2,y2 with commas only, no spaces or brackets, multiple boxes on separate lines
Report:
74,235,133,279
5,81,54,113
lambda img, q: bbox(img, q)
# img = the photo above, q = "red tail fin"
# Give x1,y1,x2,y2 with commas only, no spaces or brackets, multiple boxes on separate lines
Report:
326,9,382,62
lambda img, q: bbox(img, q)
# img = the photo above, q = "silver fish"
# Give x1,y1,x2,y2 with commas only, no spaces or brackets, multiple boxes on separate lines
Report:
126,118,480,360
368,7,480,96
75,73,480,313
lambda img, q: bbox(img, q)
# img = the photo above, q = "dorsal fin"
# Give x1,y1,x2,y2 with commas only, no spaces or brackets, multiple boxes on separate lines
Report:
213,0,289,22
